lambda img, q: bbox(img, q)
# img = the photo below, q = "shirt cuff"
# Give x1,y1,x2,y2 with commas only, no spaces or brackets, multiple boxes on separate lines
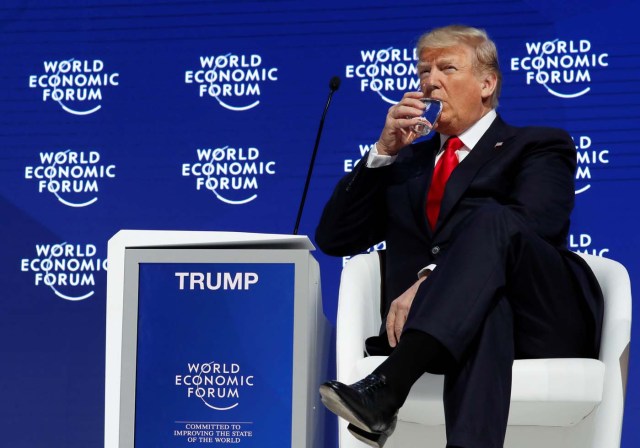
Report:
417,264,437,279
366,142,397,168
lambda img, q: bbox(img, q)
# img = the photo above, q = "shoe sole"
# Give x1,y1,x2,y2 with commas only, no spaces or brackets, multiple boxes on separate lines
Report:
347,424,383,448
319,383,374,433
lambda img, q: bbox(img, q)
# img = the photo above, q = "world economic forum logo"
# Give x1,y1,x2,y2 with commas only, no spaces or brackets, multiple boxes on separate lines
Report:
24,149,116,207
175,361,254,411
184,53,278,111
20,242,106,301
28,58,119,115
573,134,609,195
510,39,608,98
181,145,276,205
345,47,420,104
569,232,609,257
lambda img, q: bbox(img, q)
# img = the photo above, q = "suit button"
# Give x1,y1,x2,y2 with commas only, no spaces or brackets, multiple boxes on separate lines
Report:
431,246,440,255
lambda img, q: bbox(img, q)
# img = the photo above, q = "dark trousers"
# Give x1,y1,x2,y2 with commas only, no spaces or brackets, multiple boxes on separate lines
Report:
403,205,594,448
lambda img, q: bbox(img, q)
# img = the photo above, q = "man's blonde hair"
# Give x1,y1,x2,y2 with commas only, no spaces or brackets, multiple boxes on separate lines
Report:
417,25,501,108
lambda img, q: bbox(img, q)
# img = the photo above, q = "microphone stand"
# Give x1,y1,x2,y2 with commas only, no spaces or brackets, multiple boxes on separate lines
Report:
293,76,340,235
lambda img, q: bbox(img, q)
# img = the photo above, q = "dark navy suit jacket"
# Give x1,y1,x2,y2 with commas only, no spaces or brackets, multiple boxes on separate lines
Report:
316,115,603,357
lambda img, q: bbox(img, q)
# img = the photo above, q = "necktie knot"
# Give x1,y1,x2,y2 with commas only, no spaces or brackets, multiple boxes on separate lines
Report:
443,135,464,155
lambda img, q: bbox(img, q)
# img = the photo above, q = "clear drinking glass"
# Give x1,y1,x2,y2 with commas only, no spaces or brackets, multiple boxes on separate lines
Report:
412,98,442,136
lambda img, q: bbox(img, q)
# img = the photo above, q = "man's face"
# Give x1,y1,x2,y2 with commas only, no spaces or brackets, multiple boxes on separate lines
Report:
417,44,494,136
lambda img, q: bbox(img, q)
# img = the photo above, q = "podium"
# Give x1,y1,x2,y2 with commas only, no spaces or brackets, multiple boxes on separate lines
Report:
104,230,329,448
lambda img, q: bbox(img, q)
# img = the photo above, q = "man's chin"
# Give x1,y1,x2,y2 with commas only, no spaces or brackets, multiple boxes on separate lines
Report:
434,121,452,135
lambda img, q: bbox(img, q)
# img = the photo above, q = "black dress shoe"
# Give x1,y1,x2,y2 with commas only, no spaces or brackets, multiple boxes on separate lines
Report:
319,373,399,434
347,420,397,448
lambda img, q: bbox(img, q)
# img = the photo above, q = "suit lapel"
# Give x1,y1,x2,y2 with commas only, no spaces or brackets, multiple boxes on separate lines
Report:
407,136,439,237
435,116,515,231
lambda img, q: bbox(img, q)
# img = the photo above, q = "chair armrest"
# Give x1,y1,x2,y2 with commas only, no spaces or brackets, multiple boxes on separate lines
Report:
336,252,383,382
578,254,632,366
577,253,632,448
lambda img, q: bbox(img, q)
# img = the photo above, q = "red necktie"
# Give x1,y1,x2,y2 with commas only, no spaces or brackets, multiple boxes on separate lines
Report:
426,136,463,229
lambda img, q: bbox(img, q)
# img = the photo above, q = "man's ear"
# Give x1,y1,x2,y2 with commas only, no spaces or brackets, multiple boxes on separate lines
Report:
480,72,498,100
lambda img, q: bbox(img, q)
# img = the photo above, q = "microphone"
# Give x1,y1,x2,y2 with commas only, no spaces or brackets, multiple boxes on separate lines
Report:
329,75,341,92
293,76,341,235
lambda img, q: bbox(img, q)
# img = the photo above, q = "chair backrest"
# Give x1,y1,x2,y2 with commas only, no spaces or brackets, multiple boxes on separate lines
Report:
576,253,631,448
576,253,631,363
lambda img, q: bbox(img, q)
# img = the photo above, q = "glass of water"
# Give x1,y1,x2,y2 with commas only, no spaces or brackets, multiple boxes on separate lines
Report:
412,98,442,136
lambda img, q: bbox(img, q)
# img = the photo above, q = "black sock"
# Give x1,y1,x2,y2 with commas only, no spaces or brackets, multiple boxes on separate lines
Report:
373,330,445,406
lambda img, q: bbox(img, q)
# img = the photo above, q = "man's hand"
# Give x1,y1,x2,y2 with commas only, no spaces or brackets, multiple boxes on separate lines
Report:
376,91,427,156
386,274,428,347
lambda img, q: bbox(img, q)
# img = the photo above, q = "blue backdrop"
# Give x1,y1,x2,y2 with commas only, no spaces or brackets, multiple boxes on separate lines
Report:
0,1,638,447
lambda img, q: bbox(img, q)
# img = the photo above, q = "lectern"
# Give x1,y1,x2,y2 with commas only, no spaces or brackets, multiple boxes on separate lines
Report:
104,230,329,448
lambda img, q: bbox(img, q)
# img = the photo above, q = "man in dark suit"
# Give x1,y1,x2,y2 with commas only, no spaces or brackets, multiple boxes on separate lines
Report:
316,25,603,448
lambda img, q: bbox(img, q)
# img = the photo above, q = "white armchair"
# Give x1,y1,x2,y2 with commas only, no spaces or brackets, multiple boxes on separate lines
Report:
336,252,631,448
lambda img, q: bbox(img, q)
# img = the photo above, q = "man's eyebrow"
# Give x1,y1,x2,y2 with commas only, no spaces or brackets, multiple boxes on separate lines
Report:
437,57,457,66
417,57,457,69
